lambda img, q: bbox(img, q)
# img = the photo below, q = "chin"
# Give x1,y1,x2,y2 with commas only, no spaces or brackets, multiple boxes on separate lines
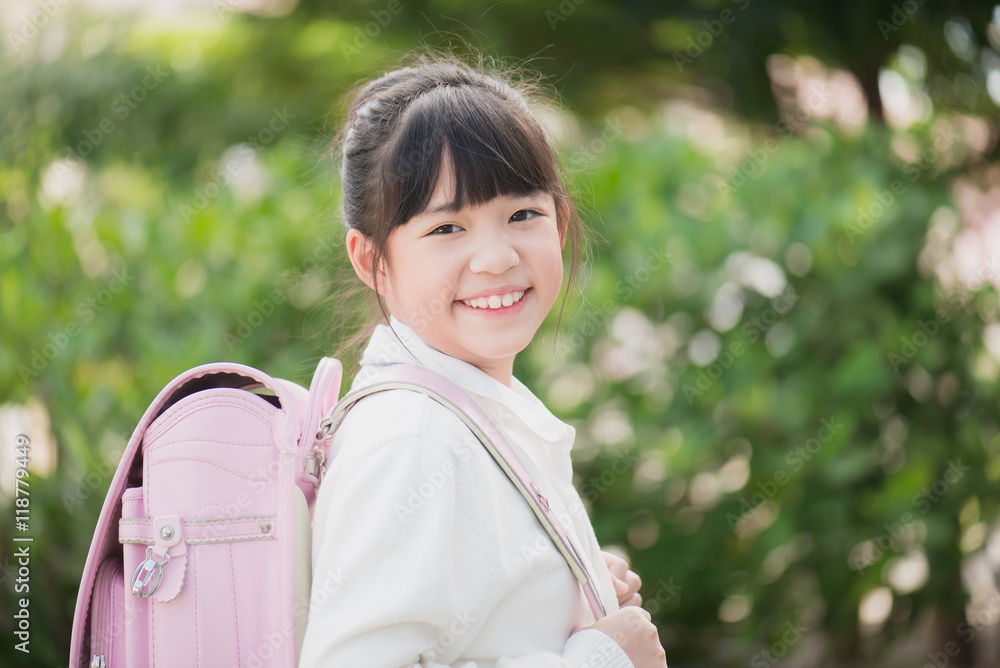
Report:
462,343,525,365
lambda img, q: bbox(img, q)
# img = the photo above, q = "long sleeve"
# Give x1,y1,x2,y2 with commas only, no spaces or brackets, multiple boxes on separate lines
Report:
298,424,633,668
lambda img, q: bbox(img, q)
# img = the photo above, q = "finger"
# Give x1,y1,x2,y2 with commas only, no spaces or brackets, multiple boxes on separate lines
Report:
603,551,630,574
621,592,642,607
607,561,628,581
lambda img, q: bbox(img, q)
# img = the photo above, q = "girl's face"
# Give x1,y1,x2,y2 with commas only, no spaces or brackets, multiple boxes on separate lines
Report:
348,158,566,387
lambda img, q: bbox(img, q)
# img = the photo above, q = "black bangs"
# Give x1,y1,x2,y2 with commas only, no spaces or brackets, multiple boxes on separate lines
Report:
378,84,560,230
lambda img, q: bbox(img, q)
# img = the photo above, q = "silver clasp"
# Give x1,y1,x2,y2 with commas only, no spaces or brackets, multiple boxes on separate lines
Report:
130,545,170,598
529,481,550,510
304,448,327,482
315,416,335,441
305,415,336,485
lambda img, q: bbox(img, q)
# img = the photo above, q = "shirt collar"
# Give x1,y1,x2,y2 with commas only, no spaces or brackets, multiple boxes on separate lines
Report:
352,314,573,445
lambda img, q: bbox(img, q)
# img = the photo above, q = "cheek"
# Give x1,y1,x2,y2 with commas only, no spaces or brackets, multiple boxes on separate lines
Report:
548,260,564,293
535,237,565,288
410,263,459,312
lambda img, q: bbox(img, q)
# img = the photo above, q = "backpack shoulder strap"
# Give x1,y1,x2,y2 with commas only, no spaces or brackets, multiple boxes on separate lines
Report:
323,363,608,621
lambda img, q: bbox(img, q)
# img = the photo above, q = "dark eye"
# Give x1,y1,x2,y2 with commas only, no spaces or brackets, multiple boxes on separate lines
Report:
429,224,461,235
510,209,539,223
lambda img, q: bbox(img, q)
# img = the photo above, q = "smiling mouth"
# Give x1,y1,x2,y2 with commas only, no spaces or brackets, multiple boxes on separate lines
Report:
459,289,527,310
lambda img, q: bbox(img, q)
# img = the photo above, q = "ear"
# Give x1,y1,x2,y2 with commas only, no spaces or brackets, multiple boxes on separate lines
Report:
346,228,386,293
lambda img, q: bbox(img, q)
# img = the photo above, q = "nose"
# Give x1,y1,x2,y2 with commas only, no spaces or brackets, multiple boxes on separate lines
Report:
468,221,519,274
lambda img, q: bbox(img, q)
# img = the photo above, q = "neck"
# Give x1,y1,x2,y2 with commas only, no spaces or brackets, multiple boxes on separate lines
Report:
475,360,513,388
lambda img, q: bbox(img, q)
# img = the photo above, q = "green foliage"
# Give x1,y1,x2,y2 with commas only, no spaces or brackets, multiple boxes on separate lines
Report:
545,117,994,665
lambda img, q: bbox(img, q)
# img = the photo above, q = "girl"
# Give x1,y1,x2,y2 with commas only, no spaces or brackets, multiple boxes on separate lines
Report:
299,53,667,668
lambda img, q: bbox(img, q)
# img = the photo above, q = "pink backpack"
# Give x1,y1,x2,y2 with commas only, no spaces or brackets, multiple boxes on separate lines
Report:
69,357,606,667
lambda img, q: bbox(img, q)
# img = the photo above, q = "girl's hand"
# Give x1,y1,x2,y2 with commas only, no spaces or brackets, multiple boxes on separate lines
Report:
583,606,667,668
603,550,642,608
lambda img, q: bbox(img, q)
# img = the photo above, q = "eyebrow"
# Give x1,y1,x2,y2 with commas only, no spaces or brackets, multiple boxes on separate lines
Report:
420,191,549,217
422,201,462,216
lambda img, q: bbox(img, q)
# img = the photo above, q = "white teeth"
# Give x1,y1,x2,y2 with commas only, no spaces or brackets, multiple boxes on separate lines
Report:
463,290,525,310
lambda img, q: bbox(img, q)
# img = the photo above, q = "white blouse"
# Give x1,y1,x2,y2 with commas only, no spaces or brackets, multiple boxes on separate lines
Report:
298,315,634,668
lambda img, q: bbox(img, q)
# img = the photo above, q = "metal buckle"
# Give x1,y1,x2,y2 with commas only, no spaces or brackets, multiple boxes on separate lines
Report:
315,417,335,441
130,545,170,598
306,414,337,486
304,448,328,483
529,481,550,510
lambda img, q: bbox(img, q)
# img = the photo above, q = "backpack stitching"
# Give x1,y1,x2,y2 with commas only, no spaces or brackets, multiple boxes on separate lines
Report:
146,398,276,442
229,542,241,664
146,457,278,482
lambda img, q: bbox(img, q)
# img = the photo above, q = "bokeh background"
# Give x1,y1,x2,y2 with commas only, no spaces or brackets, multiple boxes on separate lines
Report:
3,0,1000,666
